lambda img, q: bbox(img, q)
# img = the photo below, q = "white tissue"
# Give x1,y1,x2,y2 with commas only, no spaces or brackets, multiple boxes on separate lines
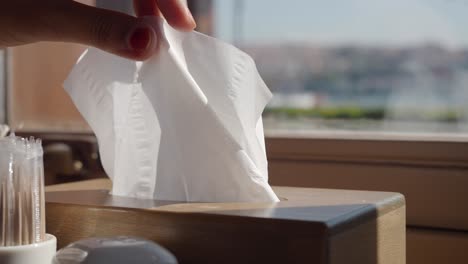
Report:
64,19,279,202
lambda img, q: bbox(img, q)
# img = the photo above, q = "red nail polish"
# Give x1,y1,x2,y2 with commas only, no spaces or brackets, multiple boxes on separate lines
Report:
129,27,151,51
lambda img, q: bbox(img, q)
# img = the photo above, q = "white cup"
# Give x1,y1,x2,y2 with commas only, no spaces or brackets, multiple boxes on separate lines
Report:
0,234,57,264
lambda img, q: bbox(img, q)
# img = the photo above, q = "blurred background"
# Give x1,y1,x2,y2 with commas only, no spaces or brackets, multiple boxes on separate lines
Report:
4,0,468,135
217,0,468,135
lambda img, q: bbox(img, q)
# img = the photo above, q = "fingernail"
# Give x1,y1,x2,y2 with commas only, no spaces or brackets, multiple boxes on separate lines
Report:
129,27,153,52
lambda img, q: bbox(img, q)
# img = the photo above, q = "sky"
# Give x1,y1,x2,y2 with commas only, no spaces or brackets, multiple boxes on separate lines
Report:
214,0,468,48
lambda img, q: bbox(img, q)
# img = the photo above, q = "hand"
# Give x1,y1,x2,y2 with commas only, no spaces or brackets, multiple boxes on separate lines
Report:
0,0,196,60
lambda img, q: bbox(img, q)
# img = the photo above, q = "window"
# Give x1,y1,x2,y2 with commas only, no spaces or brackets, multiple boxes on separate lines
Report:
8,0,468,137
211,0,468,136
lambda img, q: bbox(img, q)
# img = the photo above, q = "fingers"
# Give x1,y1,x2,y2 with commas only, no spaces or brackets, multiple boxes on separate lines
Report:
133,0,159,17
45,1,159,60
134,0,196,31
156,0,196,30
0,0,195,60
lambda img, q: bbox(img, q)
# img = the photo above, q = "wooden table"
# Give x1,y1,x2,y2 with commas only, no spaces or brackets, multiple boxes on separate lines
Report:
46,179,405,264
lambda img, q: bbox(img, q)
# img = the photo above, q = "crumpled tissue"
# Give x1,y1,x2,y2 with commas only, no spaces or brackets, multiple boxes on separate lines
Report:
64,18,279,202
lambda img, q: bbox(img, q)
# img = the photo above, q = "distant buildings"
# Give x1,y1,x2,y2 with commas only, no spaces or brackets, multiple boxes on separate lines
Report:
242,43,468,110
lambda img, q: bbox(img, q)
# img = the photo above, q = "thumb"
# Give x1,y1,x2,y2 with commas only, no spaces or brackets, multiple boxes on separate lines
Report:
8,1,159,60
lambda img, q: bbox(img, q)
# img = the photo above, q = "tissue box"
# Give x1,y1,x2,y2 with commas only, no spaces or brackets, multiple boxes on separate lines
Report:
46,179,405,264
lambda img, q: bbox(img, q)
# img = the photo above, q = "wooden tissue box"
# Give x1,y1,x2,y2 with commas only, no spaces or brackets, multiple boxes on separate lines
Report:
46,179,405,264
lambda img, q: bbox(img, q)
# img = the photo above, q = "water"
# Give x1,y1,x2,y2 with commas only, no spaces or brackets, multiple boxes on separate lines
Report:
263,116,468,135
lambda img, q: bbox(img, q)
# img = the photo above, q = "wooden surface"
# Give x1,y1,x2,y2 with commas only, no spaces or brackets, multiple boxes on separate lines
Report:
407,228,468,264
46,179,405,264
9,42,89,132
7,0,95,132
266,137,468,232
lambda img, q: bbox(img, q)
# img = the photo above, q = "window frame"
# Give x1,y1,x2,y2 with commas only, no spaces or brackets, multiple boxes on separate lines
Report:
265,131,468,168
0,49,5,124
